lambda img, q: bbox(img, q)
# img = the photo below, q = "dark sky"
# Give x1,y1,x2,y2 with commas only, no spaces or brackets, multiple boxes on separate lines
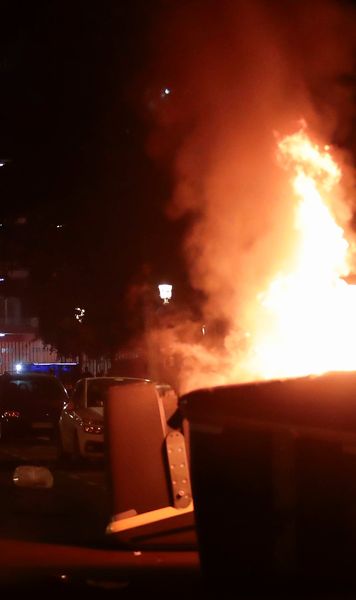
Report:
0,0,186,287
0,0,199,355
0,1,140,213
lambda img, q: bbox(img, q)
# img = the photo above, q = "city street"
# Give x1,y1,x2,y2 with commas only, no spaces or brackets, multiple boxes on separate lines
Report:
0,434,110,548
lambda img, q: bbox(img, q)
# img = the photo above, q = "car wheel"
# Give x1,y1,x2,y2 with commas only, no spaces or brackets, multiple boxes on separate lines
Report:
72,432,84,466
0,421,9,442
56,428,70,466
49,422,60,443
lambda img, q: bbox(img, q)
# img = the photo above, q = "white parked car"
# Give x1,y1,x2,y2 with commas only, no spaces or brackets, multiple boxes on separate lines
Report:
58,376,177,461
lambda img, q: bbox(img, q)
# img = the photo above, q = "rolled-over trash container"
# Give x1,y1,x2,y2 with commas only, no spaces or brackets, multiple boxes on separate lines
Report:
179,371,356,594
105,382,196,549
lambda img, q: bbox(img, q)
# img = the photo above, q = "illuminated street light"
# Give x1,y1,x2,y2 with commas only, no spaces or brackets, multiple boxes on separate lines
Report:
160,87,171,98
158,283,173,304
74,307,85,323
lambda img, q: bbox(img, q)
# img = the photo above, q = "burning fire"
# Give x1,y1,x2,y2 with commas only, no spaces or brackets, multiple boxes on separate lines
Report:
249,125,356,380
148,125,356,394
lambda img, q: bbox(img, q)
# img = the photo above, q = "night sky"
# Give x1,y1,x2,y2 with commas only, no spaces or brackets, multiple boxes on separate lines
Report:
0,0,184,260
0,0,192,354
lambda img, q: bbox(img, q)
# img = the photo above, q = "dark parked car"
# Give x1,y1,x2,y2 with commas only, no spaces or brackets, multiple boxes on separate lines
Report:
0,372,68,439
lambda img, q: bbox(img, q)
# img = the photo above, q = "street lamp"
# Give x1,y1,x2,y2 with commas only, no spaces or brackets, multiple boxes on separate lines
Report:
158,283,173,304
74,307,85,323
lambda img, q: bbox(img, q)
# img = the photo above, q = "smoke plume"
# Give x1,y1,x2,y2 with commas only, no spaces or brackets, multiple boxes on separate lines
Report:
145,0,356,393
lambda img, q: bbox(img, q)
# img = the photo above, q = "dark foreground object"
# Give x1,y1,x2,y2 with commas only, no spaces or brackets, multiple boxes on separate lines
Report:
180,371,356,595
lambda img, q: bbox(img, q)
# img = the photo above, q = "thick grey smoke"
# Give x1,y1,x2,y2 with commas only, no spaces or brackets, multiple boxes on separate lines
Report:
144,0,356,393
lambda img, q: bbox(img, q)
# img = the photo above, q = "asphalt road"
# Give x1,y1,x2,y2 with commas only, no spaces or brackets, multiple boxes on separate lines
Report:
0,433,110,548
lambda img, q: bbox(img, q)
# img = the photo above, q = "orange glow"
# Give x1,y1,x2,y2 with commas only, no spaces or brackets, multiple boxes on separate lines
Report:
249,126,356,380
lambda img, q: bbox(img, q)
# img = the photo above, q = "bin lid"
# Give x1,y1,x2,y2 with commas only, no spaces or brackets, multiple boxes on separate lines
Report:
179,370,356,434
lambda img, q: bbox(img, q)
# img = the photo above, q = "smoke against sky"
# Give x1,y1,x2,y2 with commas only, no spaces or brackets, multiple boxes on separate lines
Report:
144,0,356,393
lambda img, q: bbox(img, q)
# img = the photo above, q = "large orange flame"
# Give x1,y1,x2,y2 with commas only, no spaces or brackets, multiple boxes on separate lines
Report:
249,126,356,380
151,126,356,394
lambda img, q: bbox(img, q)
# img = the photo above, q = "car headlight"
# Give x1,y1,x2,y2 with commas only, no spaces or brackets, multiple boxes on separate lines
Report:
81,420,103,434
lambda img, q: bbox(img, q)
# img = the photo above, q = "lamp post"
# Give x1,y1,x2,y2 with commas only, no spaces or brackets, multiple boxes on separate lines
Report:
158,283,173,304
143,282,174,381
